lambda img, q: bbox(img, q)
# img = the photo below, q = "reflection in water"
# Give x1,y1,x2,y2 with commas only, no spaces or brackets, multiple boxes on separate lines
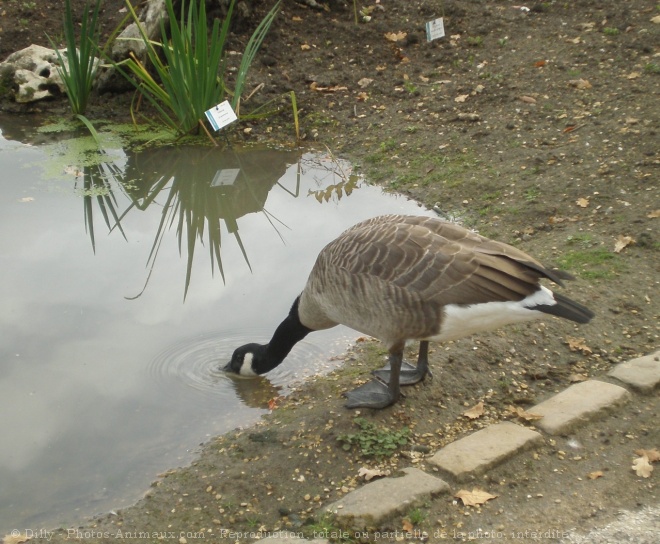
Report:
81,146,359,297
0,114,433,533
121,146,301,297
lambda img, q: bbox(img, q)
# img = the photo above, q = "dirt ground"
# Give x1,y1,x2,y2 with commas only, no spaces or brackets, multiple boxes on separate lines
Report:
1,0,658,543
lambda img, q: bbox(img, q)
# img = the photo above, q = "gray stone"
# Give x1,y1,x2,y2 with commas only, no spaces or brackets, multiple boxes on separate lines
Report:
0,44,99,103
97,0,168,93
531,380,631,435
427,422,543,480
324,467,449,529
608,350,660,393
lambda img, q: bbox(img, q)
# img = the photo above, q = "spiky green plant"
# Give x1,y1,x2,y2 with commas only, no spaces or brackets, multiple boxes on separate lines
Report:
47,0,101,116
117,0,280,135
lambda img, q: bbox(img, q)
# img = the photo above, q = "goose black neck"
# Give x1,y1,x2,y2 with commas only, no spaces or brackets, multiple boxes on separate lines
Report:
261,297,312,372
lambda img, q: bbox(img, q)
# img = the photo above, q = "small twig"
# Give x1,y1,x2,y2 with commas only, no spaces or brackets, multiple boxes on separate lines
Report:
244,82,265,103
199,119,219,147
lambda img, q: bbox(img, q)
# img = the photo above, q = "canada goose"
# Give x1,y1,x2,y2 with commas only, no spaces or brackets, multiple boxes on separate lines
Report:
224,215,594,409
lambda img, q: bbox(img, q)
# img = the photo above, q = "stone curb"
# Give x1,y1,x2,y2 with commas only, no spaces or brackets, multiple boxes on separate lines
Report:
530,379,631,435
608,349,660,393
427,421,543,480
324,351,656,530
323,467,450,529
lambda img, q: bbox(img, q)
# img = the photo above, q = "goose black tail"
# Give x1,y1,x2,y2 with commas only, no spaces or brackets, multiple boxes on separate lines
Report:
536,292,595,324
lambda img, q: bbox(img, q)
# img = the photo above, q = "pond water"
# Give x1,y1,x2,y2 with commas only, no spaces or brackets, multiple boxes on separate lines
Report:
0,115,433,532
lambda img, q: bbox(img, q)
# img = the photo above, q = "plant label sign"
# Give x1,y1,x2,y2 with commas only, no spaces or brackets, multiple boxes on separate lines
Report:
211,168,240,187
205,101,237,131
425,17,445,42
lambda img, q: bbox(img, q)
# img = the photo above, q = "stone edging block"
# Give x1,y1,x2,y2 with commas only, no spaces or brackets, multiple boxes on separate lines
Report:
323,467,449,529
608,350,660,393
427,421,543,480
530,379,631,435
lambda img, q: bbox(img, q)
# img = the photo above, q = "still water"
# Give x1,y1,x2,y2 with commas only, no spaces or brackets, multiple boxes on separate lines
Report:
0,116,433,531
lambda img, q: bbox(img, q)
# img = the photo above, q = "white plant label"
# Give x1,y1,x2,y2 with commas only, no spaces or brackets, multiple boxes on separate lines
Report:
211,168,240,187
205,100,238,131
425,17,445,42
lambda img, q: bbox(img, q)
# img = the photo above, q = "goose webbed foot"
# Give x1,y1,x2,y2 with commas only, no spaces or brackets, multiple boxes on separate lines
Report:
373,341,431,385
343,378,400,409
372,361,432,385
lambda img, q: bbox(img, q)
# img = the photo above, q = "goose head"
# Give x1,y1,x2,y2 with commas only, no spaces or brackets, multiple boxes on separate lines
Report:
224,343,277,377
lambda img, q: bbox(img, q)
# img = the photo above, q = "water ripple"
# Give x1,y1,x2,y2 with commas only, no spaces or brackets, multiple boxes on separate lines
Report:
148,330,330,409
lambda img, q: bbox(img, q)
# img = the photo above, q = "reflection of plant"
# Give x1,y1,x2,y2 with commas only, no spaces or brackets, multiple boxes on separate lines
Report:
337,417,410,459
47,0,101,116
78,162,128,253
307,150,360,203
118,0,280,135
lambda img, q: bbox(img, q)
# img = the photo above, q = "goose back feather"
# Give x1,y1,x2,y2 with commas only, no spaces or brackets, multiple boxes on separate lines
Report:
297,214,592,347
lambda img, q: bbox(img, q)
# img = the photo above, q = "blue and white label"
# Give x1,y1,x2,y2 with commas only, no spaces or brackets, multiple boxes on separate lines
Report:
205,100,238,131
425,17,445,42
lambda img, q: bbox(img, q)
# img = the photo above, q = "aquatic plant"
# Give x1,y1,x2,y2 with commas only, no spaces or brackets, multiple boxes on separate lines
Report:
117,0,281,136
47,0,101,116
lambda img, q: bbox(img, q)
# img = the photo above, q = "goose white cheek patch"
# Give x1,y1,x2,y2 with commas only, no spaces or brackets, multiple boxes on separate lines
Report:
239,353,258,377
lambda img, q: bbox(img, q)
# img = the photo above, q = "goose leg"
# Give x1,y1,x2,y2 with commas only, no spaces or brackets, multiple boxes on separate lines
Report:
373,341,431,385
344,348,403,409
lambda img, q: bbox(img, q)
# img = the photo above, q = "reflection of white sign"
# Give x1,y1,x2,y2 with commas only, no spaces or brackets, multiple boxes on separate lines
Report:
205,100,238,131
425,17,445,42
211,168,240,187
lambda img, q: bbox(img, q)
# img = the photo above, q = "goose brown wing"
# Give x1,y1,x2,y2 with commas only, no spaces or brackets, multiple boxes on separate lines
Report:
323,216,552,308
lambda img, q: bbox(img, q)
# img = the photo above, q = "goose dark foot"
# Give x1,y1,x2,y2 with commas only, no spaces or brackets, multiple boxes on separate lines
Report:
343,378,400,409
372,361,430,385
373,341,431,385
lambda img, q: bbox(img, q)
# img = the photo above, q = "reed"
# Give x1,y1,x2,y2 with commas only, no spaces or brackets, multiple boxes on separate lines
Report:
118,0,280,135
47,0,101,115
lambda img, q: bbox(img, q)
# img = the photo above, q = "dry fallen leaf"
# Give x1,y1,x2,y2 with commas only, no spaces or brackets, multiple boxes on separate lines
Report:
3,534,30,544
358,467,387,481
455,488,498,507
454,94,469,103
569,373,589,383
300,44,311,51
614,235,635,253
569,78,592,89
647,210,660,219
626,72,641,80
402,519,414,532
268,396,283,410
507,405,543,421
357,78,373,88
635,448,660,463
576,197,590,208
587,470,604,480
566,336,593,355
385,31,407,42
652,15,660,24
463,401,484,419
520,95,537,104
632,455,653,478
292,16,302,22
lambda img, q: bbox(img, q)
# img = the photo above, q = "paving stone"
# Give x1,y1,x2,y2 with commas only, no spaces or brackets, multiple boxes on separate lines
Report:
531,379,631,435
608,350,660,393
427,422,543,480
324,467,449,529
258,533,329,544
